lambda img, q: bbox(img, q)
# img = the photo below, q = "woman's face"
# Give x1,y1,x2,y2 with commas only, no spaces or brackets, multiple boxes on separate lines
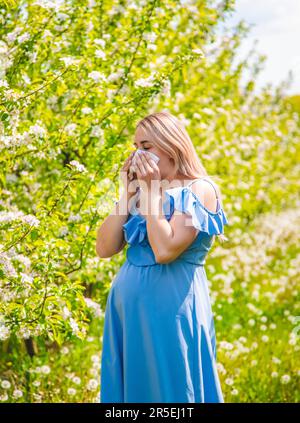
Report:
134,126,175,180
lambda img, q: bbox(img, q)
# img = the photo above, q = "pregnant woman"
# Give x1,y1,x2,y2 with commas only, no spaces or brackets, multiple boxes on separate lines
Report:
96,111,229,403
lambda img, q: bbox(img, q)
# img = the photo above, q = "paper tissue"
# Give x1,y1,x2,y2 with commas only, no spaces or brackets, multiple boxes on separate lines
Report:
128,149,160,180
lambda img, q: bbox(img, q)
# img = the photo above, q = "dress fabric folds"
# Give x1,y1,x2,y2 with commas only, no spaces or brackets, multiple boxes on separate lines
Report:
100,178,229,403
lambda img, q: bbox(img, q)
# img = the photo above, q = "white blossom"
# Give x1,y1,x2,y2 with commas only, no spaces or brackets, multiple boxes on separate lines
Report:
22,214,40,227
6,28,22,43
135,75,155,88
57,12,68,21
68,213,82,222
65,123,77,136
22,74,31,85
88,71,106,82
18,327,31,340
86,379,98,391
91,354,100,364
107,71,123,82
20,273,33,284
69,160,86,173
29,123,46,138
60,56,80,67
41,365,51,375
59,226,69,236
12,389,23,399
33,0,65,11
280,374,291,384
84,298,103,318
62,306,72,319
81,107,92,115
95,49,106,60
248,319,255,326
1,380,11,390
192,48,205,58
0,324,10,341
0,393,8,402
69,318,80,336
32,380,41,387
17,32,30,44
94,38,106,48
144,32,157,43
61,346,69,355
90,125,104,138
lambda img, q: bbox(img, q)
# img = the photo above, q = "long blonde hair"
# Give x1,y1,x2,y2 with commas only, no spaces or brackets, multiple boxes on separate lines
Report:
136,111,208,179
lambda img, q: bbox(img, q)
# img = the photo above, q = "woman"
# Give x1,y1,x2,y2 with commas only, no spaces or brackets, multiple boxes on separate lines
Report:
96,111,229,403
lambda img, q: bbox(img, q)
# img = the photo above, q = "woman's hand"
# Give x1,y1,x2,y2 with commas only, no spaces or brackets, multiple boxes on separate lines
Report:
120,151,139,194
134,152,161,193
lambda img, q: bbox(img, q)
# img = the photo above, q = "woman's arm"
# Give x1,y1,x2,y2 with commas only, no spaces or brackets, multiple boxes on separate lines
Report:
142,189,200,264
96,151,137,258
95,190,135,258
145,180,219,263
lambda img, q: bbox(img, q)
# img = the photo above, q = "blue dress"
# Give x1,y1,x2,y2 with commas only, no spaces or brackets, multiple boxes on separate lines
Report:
100,177,229,403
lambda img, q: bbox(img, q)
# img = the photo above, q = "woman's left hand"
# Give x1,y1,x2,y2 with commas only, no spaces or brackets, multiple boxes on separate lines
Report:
134,152,161,193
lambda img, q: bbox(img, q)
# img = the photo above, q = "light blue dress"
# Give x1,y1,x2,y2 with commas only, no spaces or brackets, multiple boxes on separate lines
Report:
100,177,229,403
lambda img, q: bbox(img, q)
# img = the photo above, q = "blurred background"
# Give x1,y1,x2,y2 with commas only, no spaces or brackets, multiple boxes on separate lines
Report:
228,0,300,95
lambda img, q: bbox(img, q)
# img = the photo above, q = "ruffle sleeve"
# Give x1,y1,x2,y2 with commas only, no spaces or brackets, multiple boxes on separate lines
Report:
164,186,229,237
122,214,148,246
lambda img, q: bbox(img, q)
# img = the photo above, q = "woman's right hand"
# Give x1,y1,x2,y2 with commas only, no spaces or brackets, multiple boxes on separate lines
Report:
120,151,138,196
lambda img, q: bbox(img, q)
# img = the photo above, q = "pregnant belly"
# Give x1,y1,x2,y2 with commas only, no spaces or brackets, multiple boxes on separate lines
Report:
110,259,211,323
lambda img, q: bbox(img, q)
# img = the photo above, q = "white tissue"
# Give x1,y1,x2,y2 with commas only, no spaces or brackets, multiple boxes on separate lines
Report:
128,149,160,180
132,149,160,165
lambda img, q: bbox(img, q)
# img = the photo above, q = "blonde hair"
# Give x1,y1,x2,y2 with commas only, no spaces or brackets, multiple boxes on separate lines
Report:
136,111,208,179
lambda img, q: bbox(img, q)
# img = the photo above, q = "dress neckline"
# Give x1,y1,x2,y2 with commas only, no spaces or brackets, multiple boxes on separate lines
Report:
130,180,222,218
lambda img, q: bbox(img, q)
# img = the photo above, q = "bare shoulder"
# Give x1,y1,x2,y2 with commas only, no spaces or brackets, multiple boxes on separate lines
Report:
189,178,221,213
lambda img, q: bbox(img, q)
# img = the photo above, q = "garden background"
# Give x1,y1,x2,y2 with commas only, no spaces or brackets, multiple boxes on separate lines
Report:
0,0,299,402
